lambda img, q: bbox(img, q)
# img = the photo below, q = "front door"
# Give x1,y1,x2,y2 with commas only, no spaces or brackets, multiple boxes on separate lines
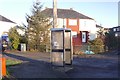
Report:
82,32,86,43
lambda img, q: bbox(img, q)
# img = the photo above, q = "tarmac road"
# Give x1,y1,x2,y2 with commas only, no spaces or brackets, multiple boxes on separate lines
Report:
4,51,119,78
67,54,118,78
5,52,68,78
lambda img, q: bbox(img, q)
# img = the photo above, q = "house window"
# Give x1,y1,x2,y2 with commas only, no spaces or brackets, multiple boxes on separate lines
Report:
113,28,116,32
69,19,77,26
115,33,118,37
117,28,119,31
84,21,86,27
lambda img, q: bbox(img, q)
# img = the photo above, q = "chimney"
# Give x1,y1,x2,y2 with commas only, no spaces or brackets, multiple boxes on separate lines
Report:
45,7,48,9
70,8,73,10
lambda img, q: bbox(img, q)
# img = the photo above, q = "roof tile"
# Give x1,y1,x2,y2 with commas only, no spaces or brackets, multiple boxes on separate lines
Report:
0,15,15,23
41,8,93,19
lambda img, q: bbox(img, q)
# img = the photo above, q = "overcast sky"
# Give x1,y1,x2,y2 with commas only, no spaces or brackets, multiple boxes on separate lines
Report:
0,0,119,28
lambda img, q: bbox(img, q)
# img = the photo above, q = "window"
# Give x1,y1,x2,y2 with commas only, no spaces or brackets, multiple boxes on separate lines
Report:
113,28,116,32
115,33,118,37
84,21,86,27
69,19,77,26
82,34,85,38
117,28,119,31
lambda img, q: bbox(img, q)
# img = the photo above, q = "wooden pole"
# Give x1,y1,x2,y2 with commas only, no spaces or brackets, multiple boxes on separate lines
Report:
53,0,57,28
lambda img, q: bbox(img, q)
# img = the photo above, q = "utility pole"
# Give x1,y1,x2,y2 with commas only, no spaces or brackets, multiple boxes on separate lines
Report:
53,0,57,28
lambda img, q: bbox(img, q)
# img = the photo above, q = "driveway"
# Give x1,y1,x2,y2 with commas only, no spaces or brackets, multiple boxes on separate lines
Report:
4,51,119,78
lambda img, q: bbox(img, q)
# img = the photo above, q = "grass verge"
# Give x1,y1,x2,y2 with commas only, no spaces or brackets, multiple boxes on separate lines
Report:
2,59,22,80
6,59,22,67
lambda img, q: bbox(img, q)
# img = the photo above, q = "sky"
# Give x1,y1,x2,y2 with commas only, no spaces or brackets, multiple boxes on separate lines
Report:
0,0,119,28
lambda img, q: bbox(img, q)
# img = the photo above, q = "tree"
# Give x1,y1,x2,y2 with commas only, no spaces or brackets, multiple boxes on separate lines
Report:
26,1,51,51
8,27,20,50
88,38,104,53
105,30,117,51
88,28,105,53
97,27,105,40
16,25,28,44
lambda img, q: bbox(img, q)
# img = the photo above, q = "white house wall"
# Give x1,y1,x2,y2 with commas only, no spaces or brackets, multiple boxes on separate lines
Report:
50,18,67,28
57,18,66,28
50,18,97,40
0,21,17,37
79,19,97,40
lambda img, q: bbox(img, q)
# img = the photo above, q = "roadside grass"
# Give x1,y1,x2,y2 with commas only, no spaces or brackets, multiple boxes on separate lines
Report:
6,59,22,67
2,59,22,79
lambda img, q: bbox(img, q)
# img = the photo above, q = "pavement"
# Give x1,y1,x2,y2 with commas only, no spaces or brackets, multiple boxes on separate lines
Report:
3,51,119,79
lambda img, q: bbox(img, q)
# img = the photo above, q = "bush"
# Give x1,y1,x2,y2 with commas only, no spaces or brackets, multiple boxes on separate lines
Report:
37,45,46,52
88,38,104,53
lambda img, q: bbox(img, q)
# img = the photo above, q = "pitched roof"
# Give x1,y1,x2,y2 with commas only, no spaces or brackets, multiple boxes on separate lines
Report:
41,8,93,20
0,15,15,23
113,26,120,28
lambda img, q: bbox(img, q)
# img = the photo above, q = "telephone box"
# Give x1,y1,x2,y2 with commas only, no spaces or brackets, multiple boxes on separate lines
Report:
50,28,73,66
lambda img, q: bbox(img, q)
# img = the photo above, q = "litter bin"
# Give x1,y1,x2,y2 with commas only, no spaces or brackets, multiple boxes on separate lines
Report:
50,28,73,66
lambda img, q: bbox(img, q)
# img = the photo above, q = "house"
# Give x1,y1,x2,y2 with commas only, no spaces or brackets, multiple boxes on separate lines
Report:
42,8,97,47
105,26,120,51
0,15,17,37
112,26,120,51
112,26,120,37
0,15,17,51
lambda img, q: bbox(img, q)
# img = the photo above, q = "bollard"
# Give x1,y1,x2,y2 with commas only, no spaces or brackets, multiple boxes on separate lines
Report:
0,55,2,79
2,57,6,77
0,54,6,78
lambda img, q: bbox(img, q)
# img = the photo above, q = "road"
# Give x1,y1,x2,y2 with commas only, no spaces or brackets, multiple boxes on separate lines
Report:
4,51,119,78
68,54,118,78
